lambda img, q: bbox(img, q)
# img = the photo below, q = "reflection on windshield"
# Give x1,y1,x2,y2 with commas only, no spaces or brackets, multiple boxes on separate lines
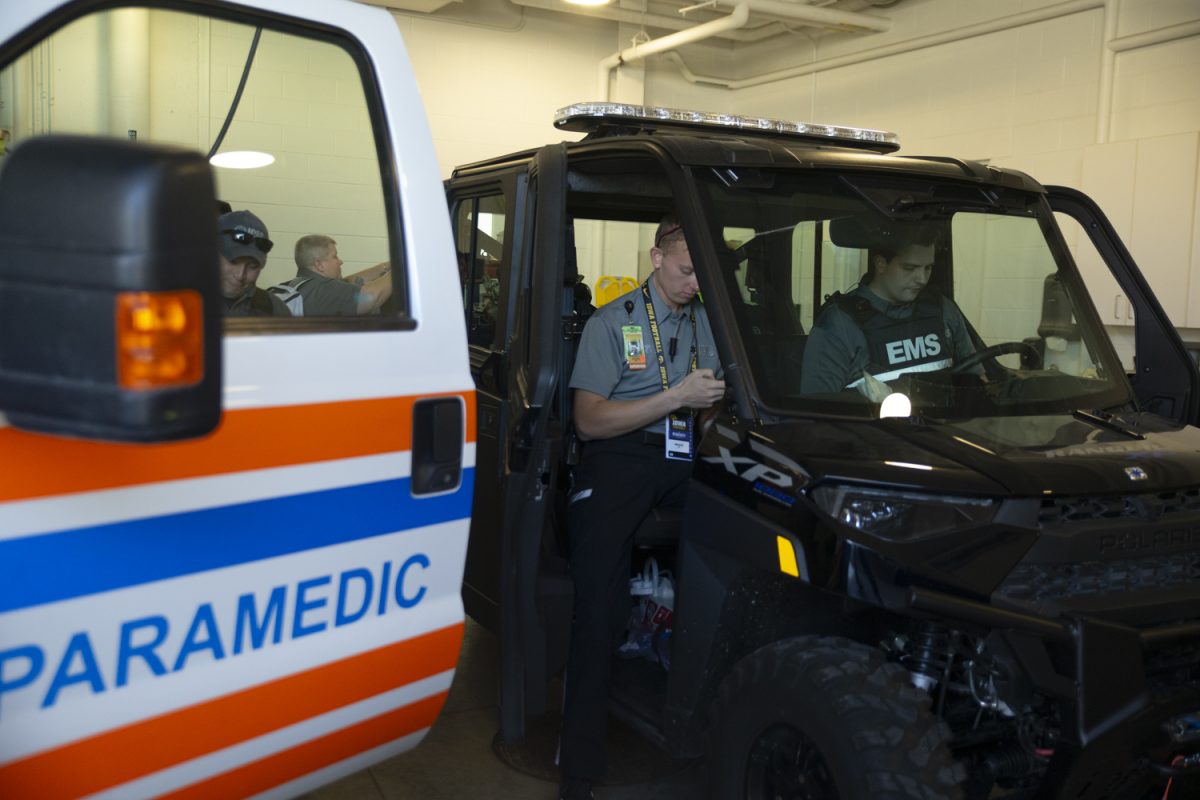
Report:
699,170,1130,419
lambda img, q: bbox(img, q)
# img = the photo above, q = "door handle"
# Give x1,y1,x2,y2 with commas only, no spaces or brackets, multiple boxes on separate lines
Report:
412,397,464,495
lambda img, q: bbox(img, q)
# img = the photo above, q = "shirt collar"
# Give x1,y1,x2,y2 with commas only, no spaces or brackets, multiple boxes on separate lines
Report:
859,285,912,315
225,286,257,309
647,274,687,321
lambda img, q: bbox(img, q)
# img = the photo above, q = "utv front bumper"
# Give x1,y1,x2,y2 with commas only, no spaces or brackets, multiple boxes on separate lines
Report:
909,586,1200,798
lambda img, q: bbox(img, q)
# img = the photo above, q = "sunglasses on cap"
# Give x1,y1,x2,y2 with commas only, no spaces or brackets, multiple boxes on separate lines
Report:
655,224,682,248
222,228,274,254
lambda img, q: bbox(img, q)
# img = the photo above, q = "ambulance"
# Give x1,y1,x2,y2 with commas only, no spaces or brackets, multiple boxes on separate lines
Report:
0,1,473,797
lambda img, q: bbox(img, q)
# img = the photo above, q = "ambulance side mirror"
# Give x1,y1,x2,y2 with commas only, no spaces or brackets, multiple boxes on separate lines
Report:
0,135,223,442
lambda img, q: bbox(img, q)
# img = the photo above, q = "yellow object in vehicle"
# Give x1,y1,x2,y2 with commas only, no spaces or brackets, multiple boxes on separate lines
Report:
595,275,638,307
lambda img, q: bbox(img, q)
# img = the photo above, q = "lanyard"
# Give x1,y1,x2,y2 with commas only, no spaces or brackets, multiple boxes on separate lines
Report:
642,279,697,393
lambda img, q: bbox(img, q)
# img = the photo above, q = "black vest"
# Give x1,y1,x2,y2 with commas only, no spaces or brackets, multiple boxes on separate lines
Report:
832,291,951,384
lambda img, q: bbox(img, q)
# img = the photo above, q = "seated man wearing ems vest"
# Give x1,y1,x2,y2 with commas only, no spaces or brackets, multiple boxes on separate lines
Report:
799,222,976,396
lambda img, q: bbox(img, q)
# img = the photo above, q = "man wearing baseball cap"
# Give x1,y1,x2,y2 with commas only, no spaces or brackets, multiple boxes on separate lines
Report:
218,209,291,317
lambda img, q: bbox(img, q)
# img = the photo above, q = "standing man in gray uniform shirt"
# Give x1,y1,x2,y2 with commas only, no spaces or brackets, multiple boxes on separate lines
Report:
557,214,724,800
281,234,393,315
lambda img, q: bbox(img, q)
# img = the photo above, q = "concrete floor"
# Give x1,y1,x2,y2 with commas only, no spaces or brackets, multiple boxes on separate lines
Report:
302,620,705,800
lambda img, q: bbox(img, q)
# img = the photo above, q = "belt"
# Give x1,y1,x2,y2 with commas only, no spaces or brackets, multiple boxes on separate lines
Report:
589,429,665,448
638,431,665,447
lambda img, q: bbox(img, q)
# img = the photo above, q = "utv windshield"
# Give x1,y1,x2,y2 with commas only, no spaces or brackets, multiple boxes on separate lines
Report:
695,168,1131,419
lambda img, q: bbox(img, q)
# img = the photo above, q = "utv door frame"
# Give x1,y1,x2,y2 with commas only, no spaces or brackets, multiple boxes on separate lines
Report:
1048,186,1200,426
448,174,524,634
496,143,569,743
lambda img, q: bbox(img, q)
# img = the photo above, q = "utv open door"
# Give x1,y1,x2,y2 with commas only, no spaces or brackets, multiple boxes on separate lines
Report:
1048,185,1200,426
453,144,570,742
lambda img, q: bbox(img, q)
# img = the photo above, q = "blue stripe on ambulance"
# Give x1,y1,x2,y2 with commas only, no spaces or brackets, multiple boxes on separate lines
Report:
0,470,474,614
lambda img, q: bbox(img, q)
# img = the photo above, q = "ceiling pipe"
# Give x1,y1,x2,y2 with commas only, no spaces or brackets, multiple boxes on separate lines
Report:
663,0,1104,90
507,0,793,43
1096,0,1117,144
737,0,890,33
1107,18,1200,51
593,0,894,100
597,1,751,100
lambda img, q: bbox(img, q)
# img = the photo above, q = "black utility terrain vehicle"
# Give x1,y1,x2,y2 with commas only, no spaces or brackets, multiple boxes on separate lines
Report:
446,103,1200,799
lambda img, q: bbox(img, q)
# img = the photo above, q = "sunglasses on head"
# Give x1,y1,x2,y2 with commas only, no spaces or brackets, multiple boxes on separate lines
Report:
223,229,273,254
655,224,682,249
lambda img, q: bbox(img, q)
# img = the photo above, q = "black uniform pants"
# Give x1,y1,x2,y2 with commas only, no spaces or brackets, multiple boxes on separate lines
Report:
558,432,693,783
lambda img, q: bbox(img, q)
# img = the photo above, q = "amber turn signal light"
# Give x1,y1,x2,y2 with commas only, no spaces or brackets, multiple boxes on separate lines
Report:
116,291,204,389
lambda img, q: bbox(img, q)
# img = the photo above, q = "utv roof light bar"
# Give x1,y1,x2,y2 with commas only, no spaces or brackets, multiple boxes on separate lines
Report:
554,102,901,153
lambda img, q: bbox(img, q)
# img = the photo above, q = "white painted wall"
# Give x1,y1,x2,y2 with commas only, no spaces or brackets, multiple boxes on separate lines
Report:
389,3,743,175
393,5,601,175
195,18,389,286
0,8,391,288
2,0,1198,361
387,0,1198,366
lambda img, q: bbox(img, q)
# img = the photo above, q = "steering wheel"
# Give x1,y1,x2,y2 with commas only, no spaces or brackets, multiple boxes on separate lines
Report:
950,341,1042,374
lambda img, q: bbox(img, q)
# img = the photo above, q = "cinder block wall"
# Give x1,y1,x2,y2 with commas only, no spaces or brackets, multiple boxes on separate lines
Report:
393,0,1200,367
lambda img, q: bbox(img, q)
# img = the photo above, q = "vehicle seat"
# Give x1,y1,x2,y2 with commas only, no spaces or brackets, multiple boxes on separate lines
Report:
558,220,594,431
753,332,807,397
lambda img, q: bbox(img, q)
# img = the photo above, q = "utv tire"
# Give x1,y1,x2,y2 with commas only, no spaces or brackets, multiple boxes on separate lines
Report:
710,636,965,800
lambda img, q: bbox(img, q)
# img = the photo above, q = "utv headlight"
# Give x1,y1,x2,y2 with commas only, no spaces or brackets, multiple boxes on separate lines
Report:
810,485,995,542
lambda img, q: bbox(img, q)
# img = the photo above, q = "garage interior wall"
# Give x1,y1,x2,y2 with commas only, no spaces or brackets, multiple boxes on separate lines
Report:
0,0,1197,365
0,9,390,288
392,0,1200,368
162,13,389,287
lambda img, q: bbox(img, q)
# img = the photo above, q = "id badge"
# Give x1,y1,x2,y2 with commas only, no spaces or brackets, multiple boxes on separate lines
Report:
664,412,694,461
623,325,647,370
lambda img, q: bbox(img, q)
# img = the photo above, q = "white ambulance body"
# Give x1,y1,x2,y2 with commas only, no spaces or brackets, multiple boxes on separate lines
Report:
0,1,474,797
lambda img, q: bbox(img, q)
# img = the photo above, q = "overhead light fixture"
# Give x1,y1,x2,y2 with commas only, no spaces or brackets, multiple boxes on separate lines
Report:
209,150,275,169
563,0,611,6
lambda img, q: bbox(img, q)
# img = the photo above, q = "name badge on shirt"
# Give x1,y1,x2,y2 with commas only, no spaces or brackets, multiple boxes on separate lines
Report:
664,412,694,461
623,325,647,370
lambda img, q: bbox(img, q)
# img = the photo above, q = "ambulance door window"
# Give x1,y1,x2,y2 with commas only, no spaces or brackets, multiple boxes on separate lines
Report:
453,193,510,349
0,6,403,325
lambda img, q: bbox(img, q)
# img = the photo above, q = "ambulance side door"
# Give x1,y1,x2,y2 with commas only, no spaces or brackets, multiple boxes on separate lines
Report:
0,2,473,797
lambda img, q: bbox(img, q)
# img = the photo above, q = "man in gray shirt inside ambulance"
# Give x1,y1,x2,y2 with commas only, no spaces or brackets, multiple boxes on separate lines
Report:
800,222,977,397
279,234,393,316
557,214,723,800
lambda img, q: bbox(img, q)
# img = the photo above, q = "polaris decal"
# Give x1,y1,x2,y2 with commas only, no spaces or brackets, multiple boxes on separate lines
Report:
752,480,797,507
704,446,794,490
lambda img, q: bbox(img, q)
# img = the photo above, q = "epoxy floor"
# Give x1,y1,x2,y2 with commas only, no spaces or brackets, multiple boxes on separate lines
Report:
302,620,705,799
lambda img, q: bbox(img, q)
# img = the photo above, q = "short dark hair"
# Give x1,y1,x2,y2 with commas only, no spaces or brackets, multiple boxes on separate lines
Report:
865,221,942,279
